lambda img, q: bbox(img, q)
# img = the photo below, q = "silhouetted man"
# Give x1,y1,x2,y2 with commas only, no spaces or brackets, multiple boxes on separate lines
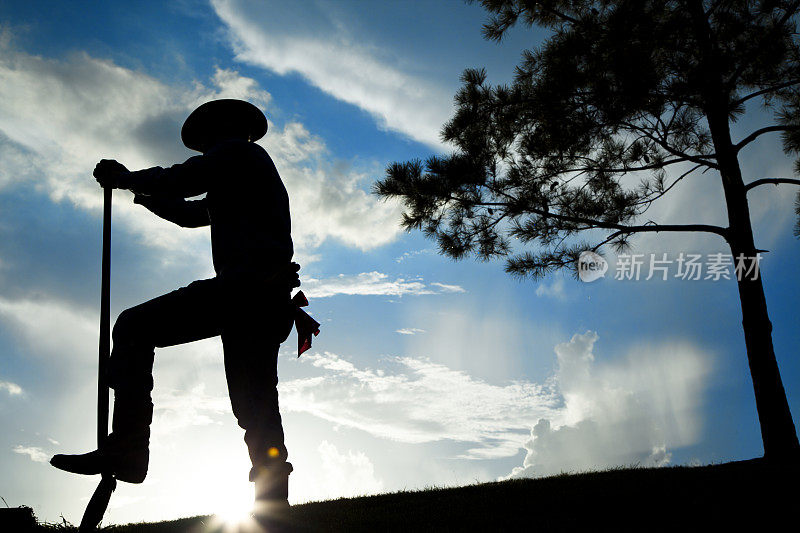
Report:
52,99,299,515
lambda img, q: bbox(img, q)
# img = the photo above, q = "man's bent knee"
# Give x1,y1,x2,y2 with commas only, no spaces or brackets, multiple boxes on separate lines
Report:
112,307,149,346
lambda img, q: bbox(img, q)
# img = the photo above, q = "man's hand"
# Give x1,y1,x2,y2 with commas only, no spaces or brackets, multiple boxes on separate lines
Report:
285,262,301,289
133,194,150,205
93,159,130,189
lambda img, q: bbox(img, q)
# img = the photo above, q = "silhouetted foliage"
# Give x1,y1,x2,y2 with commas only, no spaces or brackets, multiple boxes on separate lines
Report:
376,0,800,278
376,0,800,458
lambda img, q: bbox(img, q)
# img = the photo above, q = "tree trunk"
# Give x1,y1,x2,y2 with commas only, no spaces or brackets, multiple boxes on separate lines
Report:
707,108,799,461
732,253,799,460
689,0,799,461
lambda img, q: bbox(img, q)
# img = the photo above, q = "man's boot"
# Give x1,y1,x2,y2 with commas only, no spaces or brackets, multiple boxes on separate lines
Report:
251,461,292,529
50,433,149,483
51,393,151,484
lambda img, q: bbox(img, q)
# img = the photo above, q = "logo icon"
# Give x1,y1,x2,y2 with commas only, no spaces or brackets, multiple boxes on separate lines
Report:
577,251,607,282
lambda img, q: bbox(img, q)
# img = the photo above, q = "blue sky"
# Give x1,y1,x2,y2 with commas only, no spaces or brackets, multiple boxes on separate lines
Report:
1,0,798,526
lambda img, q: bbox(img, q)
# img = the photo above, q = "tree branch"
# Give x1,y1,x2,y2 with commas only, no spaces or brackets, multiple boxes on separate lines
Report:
601,222,729,242
591,231,627,252
502,201,728,239
735,125,800,152
744,177,800,192
634,164,703,209
725,0,800,87
731,79,800,108
447,180,728,240
576,156,711,174
621,121,719,169
536,4,579,25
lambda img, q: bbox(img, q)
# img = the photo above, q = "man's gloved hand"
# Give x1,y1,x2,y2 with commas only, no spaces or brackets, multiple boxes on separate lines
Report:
133,194,151,206
93,159,130,189
285,262,301,289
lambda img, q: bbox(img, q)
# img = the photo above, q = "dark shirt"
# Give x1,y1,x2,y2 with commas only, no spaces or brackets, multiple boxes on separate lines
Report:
120,139,293,276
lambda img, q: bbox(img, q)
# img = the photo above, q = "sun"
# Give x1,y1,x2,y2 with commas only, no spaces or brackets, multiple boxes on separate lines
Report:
213,480,255,526
173,447,257,531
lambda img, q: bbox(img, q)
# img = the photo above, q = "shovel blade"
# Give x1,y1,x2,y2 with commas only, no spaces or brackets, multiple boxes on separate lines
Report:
78,474,116,532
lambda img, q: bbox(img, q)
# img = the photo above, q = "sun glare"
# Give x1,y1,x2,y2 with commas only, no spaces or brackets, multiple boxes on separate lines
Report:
175,447,257,531
214,480,255,526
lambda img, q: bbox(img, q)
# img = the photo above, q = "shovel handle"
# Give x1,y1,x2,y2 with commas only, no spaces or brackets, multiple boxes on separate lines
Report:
78,186,115,533
98,187,112,447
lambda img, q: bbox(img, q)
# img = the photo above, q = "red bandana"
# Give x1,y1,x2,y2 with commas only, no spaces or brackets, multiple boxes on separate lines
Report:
291,291,320,356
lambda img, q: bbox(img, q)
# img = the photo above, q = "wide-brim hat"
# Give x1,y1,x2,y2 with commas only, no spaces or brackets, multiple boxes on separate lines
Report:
181,99,268,152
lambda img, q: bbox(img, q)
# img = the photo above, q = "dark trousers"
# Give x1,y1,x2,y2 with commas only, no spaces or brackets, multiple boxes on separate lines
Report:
108,273,293,477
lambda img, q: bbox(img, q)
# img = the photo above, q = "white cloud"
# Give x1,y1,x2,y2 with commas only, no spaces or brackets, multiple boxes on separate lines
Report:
13,445,49,463
0,38,217,269
108,495,146,511
151,383,231,437
210,1,797,262
535,278,566,300
396,328,425,335
0,295,97,362
300,272,465,298
0,295,712,481
405,298,540,384
279,351,561,457
211,0,454,148
264,122,403,252
503,331,711,478
429,282,466,293
600,110,797,261
0,379,23,396
0,32,402,262
292,441,383,502
395,249,434,263
280,329,711,469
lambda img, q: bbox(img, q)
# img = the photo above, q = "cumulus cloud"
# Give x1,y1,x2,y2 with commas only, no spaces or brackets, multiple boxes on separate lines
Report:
0,37,220,268
0,31,401,262
211,0,454,148
279,351,561,458
210,1,797,260
280,330,711,468
264,122,403,252
0,379,23,396
503,331,711,478
0,295,97,362
13,445,49,463
292,441,384,502
300,272,465,298
0,293,713,479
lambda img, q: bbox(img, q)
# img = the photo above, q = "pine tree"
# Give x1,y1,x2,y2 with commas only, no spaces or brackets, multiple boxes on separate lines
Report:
375,0,800,459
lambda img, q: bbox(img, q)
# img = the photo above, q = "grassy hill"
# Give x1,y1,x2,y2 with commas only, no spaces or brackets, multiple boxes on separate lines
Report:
14,458,799,532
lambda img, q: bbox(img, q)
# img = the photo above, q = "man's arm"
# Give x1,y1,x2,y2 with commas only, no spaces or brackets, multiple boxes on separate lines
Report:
117,155,212,198
134,195,210,228
94,147,224,198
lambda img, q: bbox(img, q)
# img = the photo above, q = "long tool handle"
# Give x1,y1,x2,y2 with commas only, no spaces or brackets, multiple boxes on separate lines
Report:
98,186,112,447
79,187,116,533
